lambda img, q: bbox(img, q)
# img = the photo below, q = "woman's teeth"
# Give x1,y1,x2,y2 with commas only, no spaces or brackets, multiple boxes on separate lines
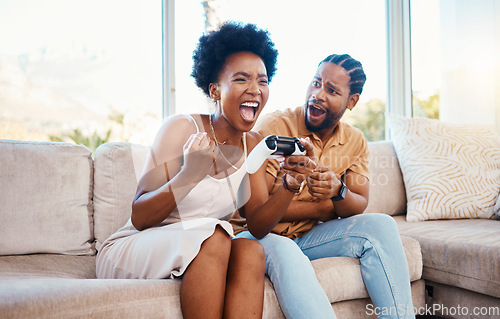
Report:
241,102,259,108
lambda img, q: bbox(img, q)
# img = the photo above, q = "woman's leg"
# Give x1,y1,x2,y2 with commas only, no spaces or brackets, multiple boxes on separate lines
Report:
181,226,231,319
235,231,335,319
294,213,415,319
223,238,265,319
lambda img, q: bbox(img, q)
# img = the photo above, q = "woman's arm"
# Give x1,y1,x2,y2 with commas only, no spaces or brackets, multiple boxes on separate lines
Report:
131,115,216,230
241,133,316,239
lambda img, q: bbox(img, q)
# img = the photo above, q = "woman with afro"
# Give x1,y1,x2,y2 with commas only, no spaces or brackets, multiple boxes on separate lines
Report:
96,22,315,318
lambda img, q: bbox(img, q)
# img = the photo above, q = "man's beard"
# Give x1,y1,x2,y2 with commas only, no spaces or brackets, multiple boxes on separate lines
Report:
305,103,342,132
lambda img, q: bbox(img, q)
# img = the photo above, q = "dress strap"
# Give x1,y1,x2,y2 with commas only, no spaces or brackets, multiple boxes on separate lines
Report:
184,114,200,133
242,132,248,160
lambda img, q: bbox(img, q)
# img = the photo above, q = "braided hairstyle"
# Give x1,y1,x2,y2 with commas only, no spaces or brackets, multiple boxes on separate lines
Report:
191,21,279,97
320,54,366,96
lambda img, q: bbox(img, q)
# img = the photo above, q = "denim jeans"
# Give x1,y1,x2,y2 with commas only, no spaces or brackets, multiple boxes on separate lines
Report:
235,213,415,319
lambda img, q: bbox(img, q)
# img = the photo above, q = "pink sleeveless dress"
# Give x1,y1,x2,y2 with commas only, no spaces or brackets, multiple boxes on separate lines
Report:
96,115,249,279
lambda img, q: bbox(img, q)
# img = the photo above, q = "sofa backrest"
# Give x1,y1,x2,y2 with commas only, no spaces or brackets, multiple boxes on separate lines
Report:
93,142,149,251
365,141,407,216
0,139,408,256
0,139,94,256
92,140,408,249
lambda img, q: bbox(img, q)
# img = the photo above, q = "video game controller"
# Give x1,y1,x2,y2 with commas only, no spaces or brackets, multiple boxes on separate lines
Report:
246,135,306,174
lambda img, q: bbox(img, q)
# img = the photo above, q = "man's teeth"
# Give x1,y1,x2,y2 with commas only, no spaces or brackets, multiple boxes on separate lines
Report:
241,102,259,107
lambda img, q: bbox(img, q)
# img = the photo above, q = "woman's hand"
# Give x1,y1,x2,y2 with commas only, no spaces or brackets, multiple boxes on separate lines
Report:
180,132,216,183
280,137,317,190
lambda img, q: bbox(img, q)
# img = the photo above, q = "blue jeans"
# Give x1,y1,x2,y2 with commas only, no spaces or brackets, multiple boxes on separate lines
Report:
235,213,415,319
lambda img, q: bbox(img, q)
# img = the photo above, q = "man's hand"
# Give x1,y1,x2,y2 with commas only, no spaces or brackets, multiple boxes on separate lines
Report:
280,138,317,189
307,165,343,199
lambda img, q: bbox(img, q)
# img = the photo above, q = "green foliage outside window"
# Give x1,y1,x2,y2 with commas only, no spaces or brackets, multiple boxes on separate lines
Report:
343,98,386,142
49,128,112,154
413,92,439,119
48,108,126,154
344,93,439,142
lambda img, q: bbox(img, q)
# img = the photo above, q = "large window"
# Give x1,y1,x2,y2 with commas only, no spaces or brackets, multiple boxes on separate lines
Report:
174,0,388,141
410,0,500,126
2,0,498,150
0,0,163,151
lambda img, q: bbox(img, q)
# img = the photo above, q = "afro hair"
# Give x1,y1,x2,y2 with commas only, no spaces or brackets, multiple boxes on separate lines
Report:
191,21,278,97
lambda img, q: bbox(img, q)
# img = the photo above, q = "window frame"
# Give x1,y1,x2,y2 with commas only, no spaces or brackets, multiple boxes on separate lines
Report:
163,0,176,117
163,0,413,136
386,0,413,127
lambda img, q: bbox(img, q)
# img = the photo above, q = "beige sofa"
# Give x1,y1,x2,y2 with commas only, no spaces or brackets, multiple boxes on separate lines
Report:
0,138,496,318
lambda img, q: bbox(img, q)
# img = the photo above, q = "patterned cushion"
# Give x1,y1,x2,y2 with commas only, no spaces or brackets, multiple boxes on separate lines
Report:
495,192,500,219
387,115,500,221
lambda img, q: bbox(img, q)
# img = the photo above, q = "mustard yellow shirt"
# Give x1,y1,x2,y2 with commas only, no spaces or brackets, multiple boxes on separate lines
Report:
230,106,370,239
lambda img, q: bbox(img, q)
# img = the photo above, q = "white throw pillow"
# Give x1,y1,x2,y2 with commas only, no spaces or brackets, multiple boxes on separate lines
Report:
495,191,500,219
387,114,500,222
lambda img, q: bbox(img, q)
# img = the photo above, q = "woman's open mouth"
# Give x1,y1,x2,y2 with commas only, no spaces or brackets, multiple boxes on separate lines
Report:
240,101,259,122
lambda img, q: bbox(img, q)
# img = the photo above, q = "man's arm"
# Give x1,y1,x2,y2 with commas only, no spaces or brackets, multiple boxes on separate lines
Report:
307,167,369,218
266,168,369,222
282,200,336,222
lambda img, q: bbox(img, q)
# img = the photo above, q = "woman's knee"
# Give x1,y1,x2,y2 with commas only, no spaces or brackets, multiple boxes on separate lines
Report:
230,238,265,272
201,226,232,261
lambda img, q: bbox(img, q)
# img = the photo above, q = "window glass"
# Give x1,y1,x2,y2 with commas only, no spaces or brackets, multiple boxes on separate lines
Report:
175,0,387,141
0,0,163,151
410,0,500,126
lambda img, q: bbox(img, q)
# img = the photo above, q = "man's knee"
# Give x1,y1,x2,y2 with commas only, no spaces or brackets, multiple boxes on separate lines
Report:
236,232,310,267
361,213,398,232
261,235,311,271
351,214,401,247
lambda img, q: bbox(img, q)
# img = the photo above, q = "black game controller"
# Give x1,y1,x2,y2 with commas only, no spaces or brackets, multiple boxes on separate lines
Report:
246,135,306,174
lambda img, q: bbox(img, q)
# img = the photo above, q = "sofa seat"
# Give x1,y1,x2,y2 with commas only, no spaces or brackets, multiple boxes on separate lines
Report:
0,234,424,318
0,277,184,318
0,255,96,280
394,216,500,299
0,140,426,318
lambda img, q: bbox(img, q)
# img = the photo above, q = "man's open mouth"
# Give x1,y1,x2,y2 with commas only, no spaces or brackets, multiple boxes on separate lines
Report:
308,103,326,118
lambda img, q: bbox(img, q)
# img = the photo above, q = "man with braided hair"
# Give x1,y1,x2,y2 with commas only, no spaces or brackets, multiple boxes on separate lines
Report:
230,54,415,318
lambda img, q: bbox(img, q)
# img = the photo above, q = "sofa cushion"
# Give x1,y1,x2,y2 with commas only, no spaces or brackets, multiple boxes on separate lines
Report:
93,142,149,251
394,215,500,298
0,278,183,318
0,140,94,256
0,255,96,279
0,277,425,319
313,235,422,304
365,141,407,216
388,115,500,222
0,234,424,319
